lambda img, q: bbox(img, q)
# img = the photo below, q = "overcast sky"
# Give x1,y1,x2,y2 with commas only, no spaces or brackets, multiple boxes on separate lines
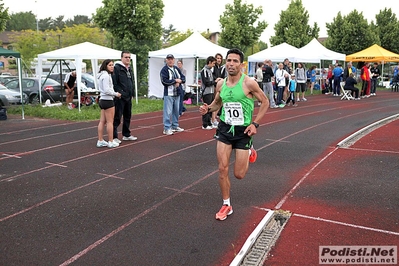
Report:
4,0,399,44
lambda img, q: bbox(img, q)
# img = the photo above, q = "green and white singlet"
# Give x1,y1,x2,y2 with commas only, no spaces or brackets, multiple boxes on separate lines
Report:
220,74,254,127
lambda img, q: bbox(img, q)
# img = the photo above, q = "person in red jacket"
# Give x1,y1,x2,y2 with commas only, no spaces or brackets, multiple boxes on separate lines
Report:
360,62,371,98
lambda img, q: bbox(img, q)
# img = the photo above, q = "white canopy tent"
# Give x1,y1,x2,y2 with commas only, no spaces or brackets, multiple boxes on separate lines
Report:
295,38,346,63
37,42,138,110
148,32,229,99
248,42,300,63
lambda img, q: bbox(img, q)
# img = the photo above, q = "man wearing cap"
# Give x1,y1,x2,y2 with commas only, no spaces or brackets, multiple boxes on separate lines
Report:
160,54,186,135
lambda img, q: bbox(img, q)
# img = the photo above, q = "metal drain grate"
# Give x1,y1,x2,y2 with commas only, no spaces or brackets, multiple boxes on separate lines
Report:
237,210,291,266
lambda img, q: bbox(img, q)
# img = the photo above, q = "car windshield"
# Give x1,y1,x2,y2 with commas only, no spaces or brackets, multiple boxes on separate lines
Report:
82,73,94,83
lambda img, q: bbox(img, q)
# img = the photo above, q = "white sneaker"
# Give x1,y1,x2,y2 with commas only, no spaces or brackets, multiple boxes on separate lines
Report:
123,135,138,141
302,97,307,101
202,126,212,130
108,140,119,148
212,121,219,129
163,129,174,135
113,138,121,144
172,127,184,132
96,140,108,148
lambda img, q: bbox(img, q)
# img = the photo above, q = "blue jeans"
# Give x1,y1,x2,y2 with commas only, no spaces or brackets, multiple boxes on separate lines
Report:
163,95,180,130
277,86,284,104
178,87,186,115
371,78,378,94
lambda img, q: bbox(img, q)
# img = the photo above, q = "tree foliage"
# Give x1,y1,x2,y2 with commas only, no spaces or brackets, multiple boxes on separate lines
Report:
65,15,92,27
325,10,379,55
373,8,399,54
6,11,92,31
270,0,319,48
94,0,164,96
218,0,267,53
162,24,176,45
0,0,9,32
6,11,35,31
11,26,108,71
167,29,193,47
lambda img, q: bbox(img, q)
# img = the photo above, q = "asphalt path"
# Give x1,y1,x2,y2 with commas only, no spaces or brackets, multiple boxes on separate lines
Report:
0,89,398,266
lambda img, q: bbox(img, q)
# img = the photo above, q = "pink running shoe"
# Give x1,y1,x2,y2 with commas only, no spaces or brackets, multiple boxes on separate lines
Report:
215,205,233,221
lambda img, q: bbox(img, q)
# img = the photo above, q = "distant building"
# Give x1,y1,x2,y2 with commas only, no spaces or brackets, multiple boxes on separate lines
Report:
0,31,21,75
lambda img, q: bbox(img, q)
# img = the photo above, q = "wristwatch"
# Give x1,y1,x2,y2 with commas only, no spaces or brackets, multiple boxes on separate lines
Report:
251,122,259,128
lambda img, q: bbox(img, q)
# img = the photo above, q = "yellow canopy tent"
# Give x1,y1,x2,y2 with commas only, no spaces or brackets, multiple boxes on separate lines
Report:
346,44,399,62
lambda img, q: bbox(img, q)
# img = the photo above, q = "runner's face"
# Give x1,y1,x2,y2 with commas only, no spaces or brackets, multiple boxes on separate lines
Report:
226,53,242,76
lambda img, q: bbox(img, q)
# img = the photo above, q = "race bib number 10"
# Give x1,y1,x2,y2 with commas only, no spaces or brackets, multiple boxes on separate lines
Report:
224,102,244,125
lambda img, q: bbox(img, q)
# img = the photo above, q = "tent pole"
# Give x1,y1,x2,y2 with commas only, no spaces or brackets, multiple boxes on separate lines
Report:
17,58,24,119
196,57,199,105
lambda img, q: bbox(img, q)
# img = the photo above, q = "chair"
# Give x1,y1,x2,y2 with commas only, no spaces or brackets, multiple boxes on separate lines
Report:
340,82,354,100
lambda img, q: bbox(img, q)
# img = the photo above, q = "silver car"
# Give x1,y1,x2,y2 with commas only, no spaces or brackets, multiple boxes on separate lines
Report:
0,84,28,106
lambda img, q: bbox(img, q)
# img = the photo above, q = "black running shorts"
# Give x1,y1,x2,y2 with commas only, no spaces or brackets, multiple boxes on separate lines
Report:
216,120,252,150
99,99,115,110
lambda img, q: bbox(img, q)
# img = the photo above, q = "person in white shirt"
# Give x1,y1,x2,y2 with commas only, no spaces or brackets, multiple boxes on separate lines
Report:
275,63,289,107
96,59,121,148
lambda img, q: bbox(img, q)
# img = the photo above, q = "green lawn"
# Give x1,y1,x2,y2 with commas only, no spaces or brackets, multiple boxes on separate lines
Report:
7,98,164,121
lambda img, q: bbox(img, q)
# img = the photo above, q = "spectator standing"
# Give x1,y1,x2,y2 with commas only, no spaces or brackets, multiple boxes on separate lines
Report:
309,65,317,95
275,63,289,107
360,62,371,98
96,59,122,148
262,60,276,108
160,54,185,135
295,62,307,101
255,62,264,89
343,62,353,81
370,62,380,96
332,64,343,96
326,64,333,95
112,51,137,143
198,48,269,221
200,56,217,130
286,74,297,106
177,60,187,115
64,71,76,109
283,58,291,102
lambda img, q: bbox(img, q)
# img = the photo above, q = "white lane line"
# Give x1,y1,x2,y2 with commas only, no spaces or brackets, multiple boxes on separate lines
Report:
274,147,338,210
254,207,399,236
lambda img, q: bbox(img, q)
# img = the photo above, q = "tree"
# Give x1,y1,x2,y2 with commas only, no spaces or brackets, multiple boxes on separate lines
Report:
6,11,35,31
94,0,164,96
11,26,108,72
38,17,52,31
50,16,66,30
162,24,176,45
325,10,379,55
218,0,267,53
65,15,92,27
269,0,319,48
0,0,8,32
167,29,193,47
374,8,399,54
244,40,268,57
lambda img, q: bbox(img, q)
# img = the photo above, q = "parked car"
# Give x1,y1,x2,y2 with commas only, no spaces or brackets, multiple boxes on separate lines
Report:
48,72,96,89
0,84,28,106
5,77,64,104
0,75,18,85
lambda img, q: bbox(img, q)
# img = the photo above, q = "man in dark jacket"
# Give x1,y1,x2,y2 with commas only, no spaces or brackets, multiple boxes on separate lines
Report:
160,54,186,135
112,51,137,143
